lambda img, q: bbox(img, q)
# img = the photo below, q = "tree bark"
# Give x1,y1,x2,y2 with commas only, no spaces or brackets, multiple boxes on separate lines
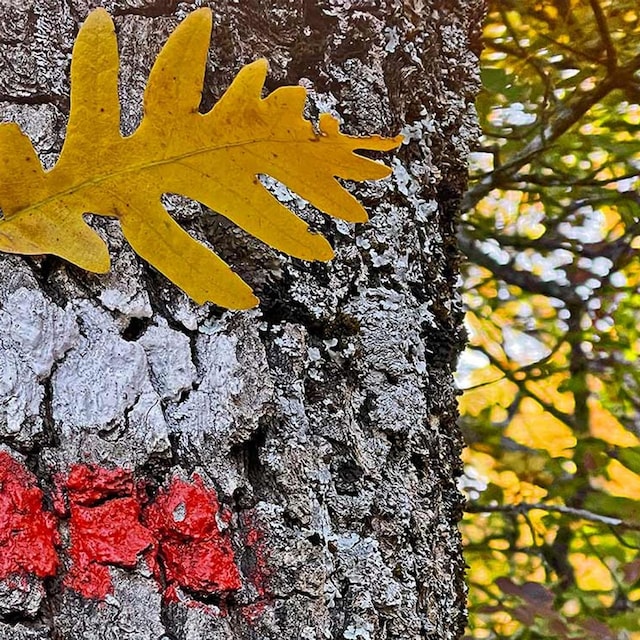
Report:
0,1,483,639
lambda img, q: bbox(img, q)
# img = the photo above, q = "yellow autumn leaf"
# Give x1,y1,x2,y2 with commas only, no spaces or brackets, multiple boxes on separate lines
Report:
591,459,640,500
459,376,518,417
525,374,574,415
587,378,640,447
570,553,615,592
0,8,401,308
505,397,576,457
588,397,640,447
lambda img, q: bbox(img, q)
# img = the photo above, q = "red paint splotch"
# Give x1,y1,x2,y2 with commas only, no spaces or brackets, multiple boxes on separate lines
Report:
58,465,154,599
0,452,59,580
1,455,260,609
143,475,241,598
239,511,272,622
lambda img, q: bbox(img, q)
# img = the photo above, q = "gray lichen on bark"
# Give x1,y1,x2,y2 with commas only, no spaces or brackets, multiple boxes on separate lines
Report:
0,0,483,638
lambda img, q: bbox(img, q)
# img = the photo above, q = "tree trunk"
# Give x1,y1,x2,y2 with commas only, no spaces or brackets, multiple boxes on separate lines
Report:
0,1,483,639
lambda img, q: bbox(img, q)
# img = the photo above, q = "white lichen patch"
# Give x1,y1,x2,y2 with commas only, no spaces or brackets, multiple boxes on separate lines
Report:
138,319,196,400
0,574,46,619
51,301,170,465
370,378,427,436
52,302,149,427
345,287,431,378
0,288,78,442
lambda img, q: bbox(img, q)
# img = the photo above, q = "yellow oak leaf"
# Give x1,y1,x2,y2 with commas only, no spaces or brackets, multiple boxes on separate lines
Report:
0,8,401,308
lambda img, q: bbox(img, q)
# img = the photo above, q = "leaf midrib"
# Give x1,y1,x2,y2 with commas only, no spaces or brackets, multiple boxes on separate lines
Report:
8,134,315,220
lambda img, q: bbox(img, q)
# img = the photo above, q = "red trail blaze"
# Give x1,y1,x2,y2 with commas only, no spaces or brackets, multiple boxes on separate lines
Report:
59,465,154,599
144,475,242,597
1,455,260,608
0,452,59,580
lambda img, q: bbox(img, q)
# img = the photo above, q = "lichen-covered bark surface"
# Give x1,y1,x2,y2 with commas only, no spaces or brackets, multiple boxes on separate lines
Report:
0,1,483,638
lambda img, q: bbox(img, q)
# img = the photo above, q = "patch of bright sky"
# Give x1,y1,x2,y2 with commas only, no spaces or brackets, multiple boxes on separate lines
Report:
469,151,494,174
516,201,545,238
558,206,606,243
455,348,493,390
623,102,640,124
610,271,627,287
560,68,580,80
458,464,487,498
490,102,537,127
479,238,510,265
616,176,639,192
579,256,613,277
502,326,552,366
518,246,572,276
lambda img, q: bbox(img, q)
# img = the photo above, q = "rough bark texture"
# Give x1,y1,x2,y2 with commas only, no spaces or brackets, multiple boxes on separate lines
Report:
0,1,483,639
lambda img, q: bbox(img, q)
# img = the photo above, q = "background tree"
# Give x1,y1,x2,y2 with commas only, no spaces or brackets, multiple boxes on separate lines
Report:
0,1,482,639
459,1,640,638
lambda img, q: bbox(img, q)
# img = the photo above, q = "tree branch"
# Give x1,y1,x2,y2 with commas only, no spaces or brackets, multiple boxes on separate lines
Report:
459,233,582,305
463,54,640,213
472,344,577,429
589,0,617,71
465,501,639,529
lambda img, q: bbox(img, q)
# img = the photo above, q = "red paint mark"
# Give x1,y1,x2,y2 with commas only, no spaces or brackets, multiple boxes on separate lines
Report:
59,465,154,599
243,516,269,599
144,475,241,596
63,464,136,505
241,600,269,624
239,511,271,622
0,453,59,580
0,456,253,609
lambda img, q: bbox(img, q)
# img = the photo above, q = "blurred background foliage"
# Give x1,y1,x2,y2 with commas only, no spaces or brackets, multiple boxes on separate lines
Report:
458,0,640,638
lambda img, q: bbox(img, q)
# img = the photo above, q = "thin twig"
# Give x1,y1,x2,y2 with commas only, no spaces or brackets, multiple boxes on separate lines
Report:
465,502,636,529
588,0,617,71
